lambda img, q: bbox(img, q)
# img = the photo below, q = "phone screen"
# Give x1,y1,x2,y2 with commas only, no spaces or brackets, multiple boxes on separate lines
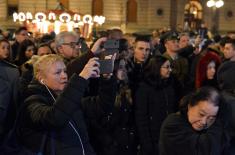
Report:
98,59,114,74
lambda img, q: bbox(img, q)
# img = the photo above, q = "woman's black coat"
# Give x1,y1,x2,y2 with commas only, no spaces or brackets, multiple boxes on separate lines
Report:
135,80,178,155
17,74,116,155
159,112,229,155
85,84,137,155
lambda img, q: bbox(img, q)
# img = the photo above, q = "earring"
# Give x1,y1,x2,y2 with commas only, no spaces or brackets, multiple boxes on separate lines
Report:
40,79,44,84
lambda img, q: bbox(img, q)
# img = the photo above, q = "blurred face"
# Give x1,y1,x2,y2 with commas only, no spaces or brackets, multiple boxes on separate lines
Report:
16,30,28,43
59,35,80,59
160,60,172,79
25,45,35,59
223,43,235,60
165,39,180,53
207,61,216,80
37,46,52,56
187,101,218,131
42,61,68,94
179,35,189,48
0,41,10,60
134,41,150,63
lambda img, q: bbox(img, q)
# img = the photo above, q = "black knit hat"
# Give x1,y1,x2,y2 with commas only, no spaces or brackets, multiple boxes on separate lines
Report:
217,61,235,90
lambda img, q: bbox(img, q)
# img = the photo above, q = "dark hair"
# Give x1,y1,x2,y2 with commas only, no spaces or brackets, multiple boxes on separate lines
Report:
219,36,231,47
225,38,235,49
108,28,123,39
15,26,27,35
144,55,170,88
135,35,150,43
36,43,51,55
179,87,221,114
40,34,54,44
15,39,35,66
0,38,10,45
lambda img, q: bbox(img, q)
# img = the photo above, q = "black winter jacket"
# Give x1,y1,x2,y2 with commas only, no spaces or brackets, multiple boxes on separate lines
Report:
17,74,116,155
159,112,229,155
135,80,178,155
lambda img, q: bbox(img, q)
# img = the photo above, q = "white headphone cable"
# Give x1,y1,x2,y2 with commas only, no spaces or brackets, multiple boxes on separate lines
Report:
43,83,86,155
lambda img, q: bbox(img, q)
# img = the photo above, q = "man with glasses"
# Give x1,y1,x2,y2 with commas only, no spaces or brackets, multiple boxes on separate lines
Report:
55,31,107,78
56,31,81,62
11,26,29,60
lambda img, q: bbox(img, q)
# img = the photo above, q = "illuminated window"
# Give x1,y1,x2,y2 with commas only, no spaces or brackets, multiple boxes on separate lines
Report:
184,1,202,29
92,0,103,16
7,0,18,17
127,0,137,23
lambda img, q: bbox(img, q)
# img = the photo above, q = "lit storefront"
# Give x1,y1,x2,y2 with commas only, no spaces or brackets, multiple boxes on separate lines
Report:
12,11,105,38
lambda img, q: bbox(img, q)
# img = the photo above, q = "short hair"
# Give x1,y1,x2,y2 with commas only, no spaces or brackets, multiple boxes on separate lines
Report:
179,32,189,39
36,43,52,55
225,38,235,49
219,36,231,47
55,31,78,50
40,34,54,44
179,87,221,114
108,28,123,39
33,54,64,80
135,35,150,43
15,26,27,35
0,38,10,45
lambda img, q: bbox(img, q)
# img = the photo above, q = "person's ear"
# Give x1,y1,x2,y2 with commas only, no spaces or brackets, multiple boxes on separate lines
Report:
40,79,45,84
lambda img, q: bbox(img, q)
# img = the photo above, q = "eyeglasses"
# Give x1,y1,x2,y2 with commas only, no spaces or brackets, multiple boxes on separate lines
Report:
161,65,173,69
62,42,81,49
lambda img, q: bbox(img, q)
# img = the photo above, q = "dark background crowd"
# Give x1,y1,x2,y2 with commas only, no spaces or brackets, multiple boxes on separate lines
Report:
1,25,235,155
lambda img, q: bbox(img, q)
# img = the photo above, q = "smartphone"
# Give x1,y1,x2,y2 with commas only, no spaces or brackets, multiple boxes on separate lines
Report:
97,59,114,74
104,39,119,49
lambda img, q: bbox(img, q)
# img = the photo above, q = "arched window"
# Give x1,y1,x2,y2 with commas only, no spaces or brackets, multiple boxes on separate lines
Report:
8,0,18,17
127,0,137,23
92,0,103,16
60,0,69,10
184,1,202,29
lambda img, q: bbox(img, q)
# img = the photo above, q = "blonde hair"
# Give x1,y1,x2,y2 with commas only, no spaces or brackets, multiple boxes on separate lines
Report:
33,54,64,80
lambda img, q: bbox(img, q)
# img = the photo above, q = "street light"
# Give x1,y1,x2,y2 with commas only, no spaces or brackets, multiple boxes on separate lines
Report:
206,0,224,34
207,0,224,8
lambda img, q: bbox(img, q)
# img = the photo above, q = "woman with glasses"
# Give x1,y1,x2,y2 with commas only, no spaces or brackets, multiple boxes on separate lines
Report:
159,87,229,155
135,55,178,155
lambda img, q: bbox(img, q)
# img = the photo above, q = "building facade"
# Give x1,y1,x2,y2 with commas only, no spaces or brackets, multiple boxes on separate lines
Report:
0,0,235,34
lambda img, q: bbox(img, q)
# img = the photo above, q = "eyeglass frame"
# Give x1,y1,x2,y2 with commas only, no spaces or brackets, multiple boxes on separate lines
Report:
61,41,81,49
161,65,173,69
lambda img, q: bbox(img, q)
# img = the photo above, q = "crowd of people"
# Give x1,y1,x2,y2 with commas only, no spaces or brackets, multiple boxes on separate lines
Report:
0,25,235,155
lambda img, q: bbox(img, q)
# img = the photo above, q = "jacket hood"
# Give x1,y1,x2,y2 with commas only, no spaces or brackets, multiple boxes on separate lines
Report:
195,51,221,88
